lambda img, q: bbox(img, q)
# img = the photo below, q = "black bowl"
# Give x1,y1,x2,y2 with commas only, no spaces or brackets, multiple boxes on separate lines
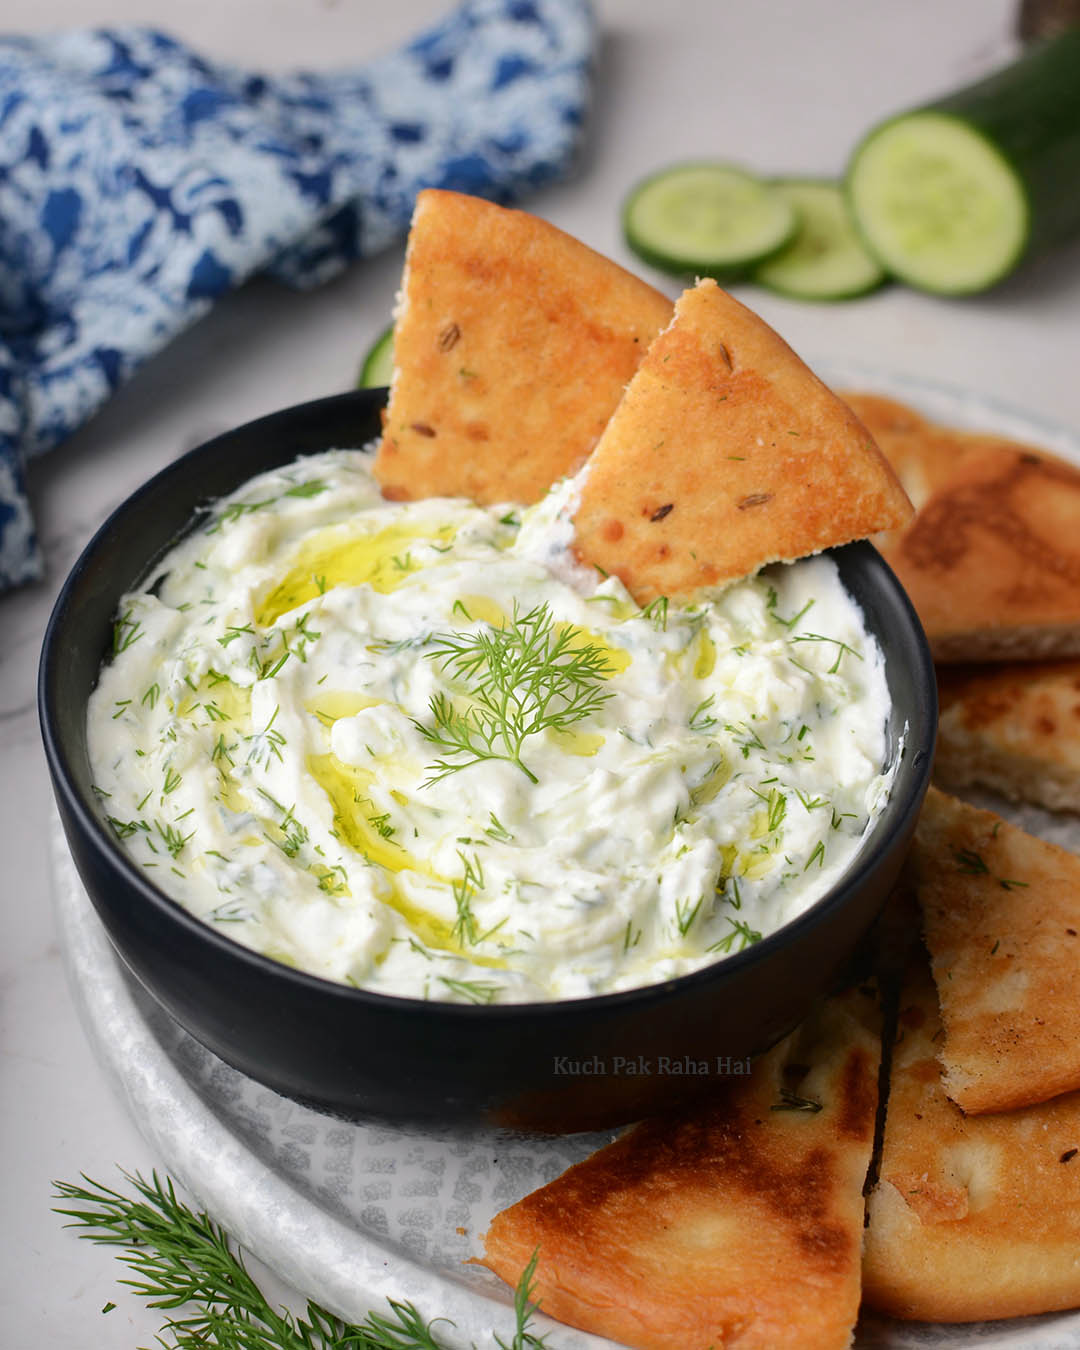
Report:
40,387,936,1133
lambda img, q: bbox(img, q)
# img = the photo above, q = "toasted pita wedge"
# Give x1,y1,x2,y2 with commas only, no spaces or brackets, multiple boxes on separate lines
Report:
910,786,1080,1113
846,396,1080,661
373,190,672,505
863,953,1080,1321
572,281,912,603
838,392,969,523
480,988,880,1350
936,660,1080,813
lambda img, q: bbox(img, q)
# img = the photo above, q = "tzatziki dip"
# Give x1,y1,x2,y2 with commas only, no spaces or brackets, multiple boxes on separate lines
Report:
87,450,894,1004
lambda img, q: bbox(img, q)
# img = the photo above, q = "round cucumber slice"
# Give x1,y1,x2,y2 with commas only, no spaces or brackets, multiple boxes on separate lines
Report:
752,180,887,300
623,163,798,277
358,324,395,388
846,113,1030,295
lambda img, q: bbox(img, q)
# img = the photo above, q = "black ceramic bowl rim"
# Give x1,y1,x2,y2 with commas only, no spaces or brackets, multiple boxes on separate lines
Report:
40,387,937,1030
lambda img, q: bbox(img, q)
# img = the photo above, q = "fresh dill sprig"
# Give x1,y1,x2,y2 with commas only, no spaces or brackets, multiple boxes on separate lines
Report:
54,1170,548,1349
414,602,615,786
494,1249,548,1350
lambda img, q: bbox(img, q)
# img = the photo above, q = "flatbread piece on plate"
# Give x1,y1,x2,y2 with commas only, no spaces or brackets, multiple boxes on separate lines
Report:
838,392,970,548
373,189,672,506
572,280,912,603
936,659,1080,813
910,785,1080,1113
480,987,880,1350
863,953,1080,1322
841,394,1080,661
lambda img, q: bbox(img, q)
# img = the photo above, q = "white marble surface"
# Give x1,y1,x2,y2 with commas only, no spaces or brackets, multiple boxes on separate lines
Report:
3,0,1079,1343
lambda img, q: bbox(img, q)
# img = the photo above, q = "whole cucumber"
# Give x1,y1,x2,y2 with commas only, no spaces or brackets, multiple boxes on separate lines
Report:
846,29,1080,294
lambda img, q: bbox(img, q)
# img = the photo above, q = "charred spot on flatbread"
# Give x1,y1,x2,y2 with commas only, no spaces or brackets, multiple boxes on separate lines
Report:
572,280,913,604
373,190,672,506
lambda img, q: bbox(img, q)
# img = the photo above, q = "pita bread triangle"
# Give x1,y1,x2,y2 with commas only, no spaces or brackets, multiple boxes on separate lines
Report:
936,659,1080,812
840,391,1080,661
373,190,672,506
480,987,880,1350
863,950,1080,1322
572,279,913,603
909,785,1080,1114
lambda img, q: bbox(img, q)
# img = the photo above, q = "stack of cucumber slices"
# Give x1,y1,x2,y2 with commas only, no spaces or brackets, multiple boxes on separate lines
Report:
624,168,885,301
360,31,1080,384
625,28,1080,300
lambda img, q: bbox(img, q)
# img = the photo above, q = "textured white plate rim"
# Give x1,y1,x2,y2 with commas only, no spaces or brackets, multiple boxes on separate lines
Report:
49,367,1080,1350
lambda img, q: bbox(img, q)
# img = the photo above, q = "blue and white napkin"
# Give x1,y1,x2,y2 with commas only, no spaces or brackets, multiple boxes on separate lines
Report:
0,0,594,590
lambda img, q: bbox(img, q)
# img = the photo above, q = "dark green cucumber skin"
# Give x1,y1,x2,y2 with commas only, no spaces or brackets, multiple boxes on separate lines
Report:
903,28,1080,260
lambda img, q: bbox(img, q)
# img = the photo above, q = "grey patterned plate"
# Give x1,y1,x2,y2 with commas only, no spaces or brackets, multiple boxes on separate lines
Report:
51,369,1080,1349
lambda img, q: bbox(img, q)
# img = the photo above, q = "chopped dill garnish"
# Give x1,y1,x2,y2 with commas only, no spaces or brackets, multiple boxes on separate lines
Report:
952,847,990,875
675,895,706,937
207,479,329,532
707,917,762,954
789,632,863,674
451,851,485,945
244,706,286,766
439,977,499,1004
771,1088,823,1113
484,812,514,843
156,820,194,860
805,839,826,870
112,608,143,655
689,694,718,732
641,595,669,631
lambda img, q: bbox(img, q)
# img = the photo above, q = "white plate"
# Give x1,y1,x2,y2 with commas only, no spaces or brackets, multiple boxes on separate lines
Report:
51,369,1080,1349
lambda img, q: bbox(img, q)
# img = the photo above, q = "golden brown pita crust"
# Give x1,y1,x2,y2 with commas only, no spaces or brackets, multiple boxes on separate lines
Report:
863,954,1080,1322
840,392,1080,661
838,392,968,541
936,660,1080,813
372,190,672,505
911,786,1080,1113
571,281,912,604
480,988,880,1350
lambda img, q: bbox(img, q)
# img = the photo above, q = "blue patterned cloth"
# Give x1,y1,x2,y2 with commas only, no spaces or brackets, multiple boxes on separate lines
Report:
0,0,594,590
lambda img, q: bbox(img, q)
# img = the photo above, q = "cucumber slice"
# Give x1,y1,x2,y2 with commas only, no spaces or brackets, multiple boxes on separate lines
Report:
847,114,1028,295
752,180,887,300
846,29,1080,294
358,324,395,388
623,163,798,277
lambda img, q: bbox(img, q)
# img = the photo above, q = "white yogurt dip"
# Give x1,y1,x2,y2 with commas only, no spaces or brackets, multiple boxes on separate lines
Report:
87,450,894,1004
